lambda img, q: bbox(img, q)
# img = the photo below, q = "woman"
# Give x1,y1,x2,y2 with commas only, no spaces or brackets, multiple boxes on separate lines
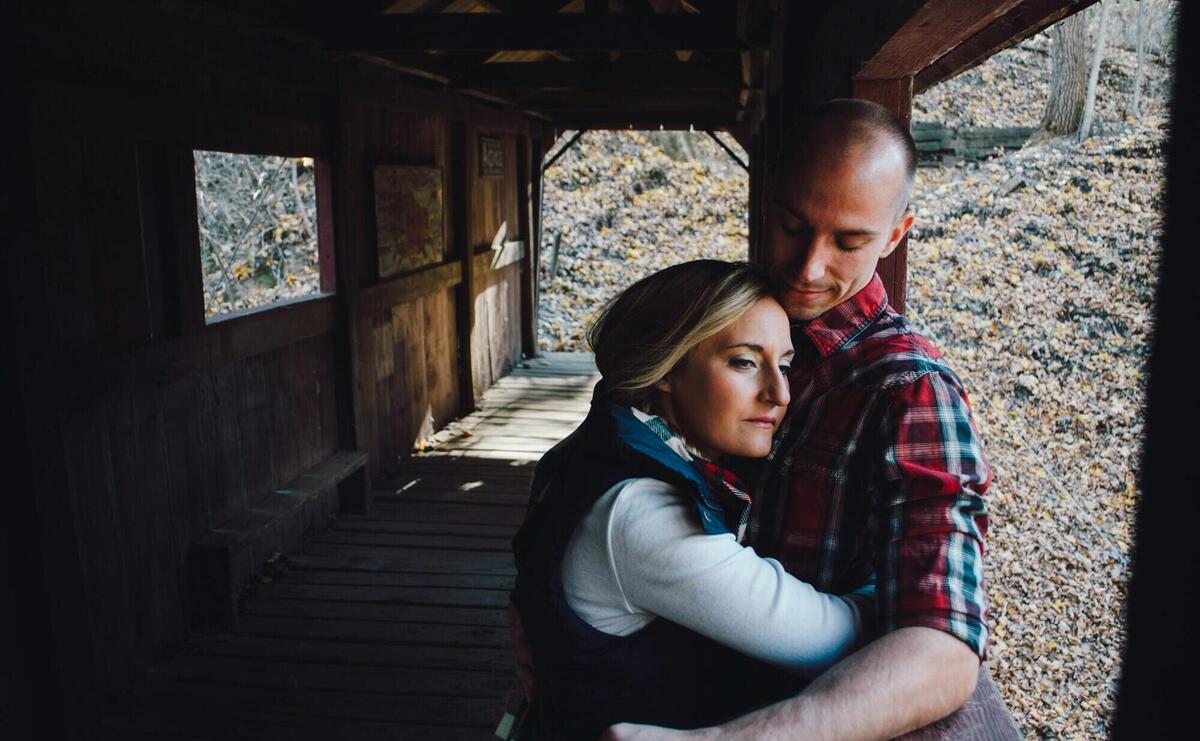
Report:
511,260,872,739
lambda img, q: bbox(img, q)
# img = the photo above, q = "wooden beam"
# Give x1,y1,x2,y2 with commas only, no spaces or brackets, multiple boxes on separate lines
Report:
449,60,744,90
855,0,1025,80
319,14,754,52
540,111,740,128
515,89,737,112
517,136,538,358
355,262,464,315
853,76,913,315
333,79,368,457
914,0,1100,93
64,295,339,404
451,121,477,411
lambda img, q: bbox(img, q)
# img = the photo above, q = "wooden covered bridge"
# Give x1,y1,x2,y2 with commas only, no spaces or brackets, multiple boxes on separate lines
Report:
12,0,1187,738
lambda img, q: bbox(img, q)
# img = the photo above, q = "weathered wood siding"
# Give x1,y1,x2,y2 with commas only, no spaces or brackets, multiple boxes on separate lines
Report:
469,131,525,399
22,1,533,708
340,79,530,484
27,84,342,692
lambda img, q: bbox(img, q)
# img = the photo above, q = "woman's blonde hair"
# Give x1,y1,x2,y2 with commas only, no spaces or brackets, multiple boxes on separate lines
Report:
587,260,774,410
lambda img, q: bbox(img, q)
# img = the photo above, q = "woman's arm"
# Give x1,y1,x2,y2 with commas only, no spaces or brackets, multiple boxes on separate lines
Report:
563,478,864,673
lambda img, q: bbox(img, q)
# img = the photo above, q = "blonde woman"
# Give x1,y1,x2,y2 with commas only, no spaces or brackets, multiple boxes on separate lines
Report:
510,260,873,739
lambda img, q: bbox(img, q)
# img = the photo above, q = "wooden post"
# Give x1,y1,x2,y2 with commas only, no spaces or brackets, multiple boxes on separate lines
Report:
853,76,913,315
451,120,476,412
170,145,208,335
747,130,763,265
333,76,367,461
516,133,538,358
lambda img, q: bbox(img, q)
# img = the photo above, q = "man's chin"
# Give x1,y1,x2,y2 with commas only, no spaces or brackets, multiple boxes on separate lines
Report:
785,302,830,322
781,288,834,322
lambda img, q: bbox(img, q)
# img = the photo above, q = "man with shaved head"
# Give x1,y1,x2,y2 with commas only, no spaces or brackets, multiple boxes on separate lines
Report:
607,100,1014,739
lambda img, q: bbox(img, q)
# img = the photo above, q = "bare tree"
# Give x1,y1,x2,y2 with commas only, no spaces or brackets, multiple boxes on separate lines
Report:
1031,9,1092,142
1131,0,1147,118
1077,1,1111,142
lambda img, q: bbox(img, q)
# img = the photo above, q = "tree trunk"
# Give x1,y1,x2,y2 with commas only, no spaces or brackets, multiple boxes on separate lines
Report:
1132,0,1147,119
1032,9,1092,141
1077,1,1111,142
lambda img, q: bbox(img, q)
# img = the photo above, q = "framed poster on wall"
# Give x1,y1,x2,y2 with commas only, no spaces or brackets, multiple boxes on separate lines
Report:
373,164,444,278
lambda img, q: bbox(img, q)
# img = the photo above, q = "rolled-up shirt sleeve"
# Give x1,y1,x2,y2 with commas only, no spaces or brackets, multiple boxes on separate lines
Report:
877,370,991,659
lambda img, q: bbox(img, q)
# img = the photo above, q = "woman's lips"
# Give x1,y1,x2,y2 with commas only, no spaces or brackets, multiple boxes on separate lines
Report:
746,417,778,428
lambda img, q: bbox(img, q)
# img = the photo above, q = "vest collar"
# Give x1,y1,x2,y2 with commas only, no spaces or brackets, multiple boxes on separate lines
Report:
600,401,734,537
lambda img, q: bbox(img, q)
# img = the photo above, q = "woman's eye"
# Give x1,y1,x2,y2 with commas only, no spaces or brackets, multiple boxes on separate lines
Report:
779,365,792,375
730,357,757,370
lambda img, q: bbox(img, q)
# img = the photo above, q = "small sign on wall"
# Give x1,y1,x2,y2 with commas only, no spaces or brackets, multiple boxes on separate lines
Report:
373,164,444,278
479,136,505,177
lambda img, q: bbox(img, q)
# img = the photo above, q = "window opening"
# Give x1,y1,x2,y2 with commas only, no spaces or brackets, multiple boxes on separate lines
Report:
538,129,749,352
193,151,325,321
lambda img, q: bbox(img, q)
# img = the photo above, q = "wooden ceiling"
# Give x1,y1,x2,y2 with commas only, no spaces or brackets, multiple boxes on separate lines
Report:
193,0,1096,131
217,0,775,129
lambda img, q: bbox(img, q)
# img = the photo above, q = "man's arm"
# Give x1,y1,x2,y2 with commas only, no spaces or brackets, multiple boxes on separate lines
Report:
603,626,977,741
605,369,991,741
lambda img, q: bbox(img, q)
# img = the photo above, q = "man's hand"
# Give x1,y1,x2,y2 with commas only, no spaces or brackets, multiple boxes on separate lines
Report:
507,603,537,700
600,723,708,740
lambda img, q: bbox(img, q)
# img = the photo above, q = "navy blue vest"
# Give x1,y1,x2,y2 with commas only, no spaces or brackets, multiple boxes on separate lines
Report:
511,402,802,739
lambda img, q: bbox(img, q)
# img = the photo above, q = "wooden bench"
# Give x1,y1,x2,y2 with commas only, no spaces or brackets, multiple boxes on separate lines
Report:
188,450,369,631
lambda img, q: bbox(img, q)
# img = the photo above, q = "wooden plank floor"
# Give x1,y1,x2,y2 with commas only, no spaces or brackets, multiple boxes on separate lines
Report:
103,353,599,740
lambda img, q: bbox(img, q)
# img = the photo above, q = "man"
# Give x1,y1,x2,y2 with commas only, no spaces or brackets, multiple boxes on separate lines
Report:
606,100,1011,739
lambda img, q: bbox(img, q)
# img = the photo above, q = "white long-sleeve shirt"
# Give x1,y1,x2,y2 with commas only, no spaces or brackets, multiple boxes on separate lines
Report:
561,476,868,675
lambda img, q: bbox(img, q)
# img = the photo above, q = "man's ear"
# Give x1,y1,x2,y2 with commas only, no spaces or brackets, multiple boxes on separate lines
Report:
880,209,915,260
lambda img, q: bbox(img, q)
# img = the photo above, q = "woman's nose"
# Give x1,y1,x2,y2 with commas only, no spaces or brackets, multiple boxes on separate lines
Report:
762,367,790,407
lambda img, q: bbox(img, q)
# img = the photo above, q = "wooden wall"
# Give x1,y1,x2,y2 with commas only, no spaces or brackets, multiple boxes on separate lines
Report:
18,2,534,726
26,83,342,694
338,72,531,485
469,129,526,400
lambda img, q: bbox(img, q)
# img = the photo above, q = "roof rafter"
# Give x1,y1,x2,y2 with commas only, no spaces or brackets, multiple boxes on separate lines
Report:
914,0,1101,93
447,59,745,90
315,12,755,52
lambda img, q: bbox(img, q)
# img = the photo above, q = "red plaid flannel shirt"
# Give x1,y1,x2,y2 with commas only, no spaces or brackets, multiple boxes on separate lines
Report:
749,274,991,658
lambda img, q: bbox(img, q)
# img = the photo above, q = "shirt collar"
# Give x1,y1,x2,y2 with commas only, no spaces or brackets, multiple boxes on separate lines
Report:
630,407,701,462
795,273,889,358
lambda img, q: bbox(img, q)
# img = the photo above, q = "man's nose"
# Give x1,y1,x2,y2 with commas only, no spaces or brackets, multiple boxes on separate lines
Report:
794,240,829,284
778,235,826,284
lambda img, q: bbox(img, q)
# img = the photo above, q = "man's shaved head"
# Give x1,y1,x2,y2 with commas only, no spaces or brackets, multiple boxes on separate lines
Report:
766,98,918,321
779,98,917,219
